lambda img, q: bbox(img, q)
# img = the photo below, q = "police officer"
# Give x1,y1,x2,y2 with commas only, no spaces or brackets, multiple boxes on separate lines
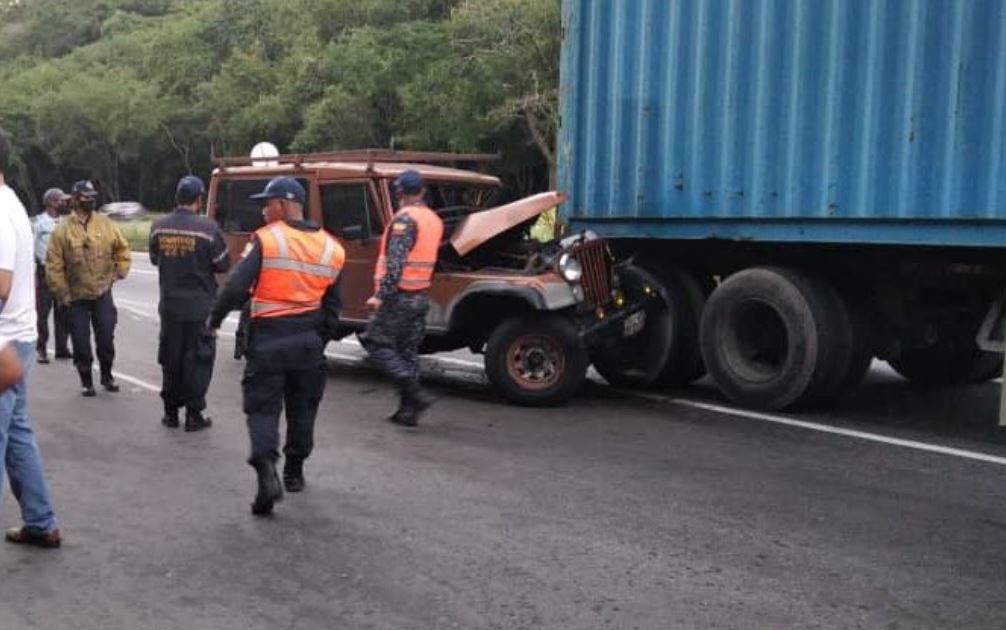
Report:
46,181,131,396
364,169,443,427
32,188,72,363
149,176,230,431
233,202,284,360
208,177,344,516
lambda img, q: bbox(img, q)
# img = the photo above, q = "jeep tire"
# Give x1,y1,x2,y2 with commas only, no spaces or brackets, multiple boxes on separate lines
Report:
485,315,588,406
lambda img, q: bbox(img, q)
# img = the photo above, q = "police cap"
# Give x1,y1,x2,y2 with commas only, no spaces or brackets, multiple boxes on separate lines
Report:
175,175,206,204
393,170,425,195
249,177,306,205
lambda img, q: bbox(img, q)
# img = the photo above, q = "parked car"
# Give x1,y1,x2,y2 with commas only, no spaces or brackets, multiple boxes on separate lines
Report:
99,201,147,221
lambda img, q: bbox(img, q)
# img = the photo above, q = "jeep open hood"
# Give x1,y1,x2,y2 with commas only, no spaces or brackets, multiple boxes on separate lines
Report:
450,191,567,256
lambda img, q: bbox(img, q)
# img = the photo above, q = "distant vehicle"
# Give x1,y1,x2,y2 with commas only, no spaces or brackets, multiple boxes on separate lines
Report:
99,201,147,221
560,0,1006,411
207,149,649,406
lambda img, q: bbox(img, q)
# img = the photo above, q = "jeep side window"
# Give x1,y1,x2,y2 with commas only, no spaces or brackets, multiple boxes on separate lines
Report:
214,178,309,233
321,182,381,241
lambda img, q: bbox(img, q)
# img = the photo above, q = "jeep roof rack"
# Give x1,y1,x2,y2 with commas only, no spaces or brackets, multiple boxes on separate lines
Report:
212,148,500,171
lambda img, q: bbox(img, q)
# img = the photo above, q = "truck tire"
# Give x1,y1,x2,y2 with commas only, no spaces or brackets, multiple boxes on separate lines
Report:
888,342,1002,386
653,266,708,386
590,265,675,388
700,267,846,410
485,315,588,406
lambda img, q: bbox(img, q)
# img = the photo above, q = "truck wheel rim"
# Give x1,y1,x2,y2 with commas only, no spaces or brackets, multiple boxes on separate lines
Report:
507,334,565,390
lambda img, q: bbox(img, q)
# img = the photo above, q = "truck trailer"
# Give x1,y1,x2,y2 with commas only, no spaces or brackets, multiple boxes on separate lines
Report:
559,0,1006,410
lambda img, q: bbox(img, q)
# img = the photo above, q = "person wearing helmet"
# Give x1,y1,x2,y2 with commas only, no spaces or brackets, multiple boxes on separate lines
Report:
208,176,344,516
32,188,72,363
45,180,131,397
362,169,443,427
149,175,230,432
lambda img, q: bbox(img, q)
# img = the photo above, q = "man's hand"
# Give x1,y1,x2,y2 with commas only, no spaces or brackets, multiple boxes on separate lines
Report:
0,343,23,393
366,296,381,311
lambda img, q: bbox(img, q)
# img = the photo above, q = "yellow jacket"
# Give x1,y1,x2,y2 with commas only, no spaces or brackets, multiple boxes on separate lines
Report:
46,211,131,303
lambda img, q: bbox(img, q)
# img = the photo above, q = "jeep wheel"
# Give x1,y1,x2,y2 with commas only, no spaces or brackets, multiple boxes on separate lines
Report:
485,315,588,406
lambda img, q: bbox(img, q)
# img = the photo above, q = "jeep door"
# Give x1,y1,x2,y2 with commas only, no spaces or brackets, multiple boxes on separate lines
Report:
318,179,385,323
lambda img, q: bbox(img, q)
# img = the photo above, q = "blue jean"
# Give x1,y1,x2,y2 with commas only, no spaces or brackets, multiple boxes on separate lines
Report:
0,341,57,531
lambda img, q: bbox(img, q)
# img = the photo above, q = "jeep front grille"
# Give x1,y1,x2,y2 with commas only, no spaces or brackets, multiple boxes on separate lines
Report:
569,240,614,309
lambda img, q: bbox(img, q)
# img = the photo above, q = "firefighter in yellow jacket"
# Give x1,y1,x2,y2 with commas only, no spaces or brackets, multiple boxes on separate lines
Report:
208,177,344,517
45,181,131,397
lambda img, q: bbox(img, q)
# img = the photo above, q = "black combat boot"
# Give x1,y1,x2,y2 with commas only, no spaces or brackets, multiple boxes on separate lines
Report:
249,458,283,516
184,410,213,432
78,369,96,397
283,457,305,493
389,380,434,427
99,364,119,393
161,407,180,428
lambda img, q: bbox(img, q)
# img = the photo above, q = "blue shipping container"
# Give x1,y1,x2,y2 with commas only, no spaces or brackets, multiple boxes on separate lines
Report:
559,0,1006,247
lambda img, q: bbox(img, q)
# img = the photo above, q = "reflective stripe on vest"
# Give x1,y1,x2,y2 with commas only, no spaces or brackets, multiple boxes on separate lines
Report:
251,223,346,319
374,204,444,292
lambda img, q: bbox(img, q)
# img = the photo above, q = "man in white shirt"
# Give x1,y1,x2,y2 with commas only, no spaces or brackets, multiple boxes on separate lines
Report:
31,188,72,363
0,132,61,548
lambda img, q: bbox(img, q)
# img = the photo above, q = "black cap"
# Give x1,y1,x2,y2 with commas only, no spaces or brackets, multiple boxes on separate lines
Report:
176,175,206,204
71,180,98,198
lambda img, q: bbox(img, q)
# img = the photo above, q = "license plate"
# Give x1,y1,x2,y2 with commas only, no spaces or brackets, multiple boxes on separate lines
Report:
623,310,646,338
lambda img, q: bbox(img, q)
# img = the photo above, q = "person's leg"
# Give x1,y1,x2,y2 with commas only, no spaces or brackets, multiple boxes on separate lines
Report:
35,268,52,360
242,364,285,515
281,366,326,492
391,295,433,425
93,291,118,391
53,302,72,358
3,342,59,540
184,321,214,431
158,317,185,426
68,299,96,395
364,300,414,417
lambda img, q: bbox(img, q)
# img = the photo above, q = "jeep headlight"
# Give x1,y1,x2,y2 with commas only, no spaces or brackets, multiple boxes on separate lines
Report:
557,252,583,283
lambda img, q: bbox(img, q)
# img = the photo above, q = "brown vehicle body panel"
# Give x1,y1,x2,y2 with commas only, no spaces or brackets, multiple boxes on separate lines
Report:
207,162,577,336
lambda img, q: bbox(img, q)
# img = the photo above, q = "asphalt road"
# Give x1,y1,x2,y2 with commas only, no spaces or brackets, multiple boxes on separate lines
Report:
1,254,1005,629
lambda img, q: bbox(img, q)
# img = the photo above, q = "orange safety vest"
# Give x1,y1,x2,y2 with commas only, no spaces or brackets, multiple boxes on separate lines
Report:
251,222,345,319
375,204,444,292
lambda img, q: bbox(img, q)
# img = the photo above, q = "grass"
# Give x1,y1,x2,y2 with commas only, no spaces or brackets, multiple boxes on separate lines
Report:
115,213,163,252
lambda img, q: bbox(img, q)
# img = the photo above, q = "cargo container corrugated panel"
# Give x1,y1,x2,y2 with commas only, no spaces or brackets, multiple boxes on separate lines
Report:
559,0,1006,247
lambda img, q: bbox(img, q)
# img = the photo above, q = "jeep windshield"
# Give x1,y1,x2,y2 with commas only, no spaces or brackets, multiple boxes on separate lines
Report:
403,181,500,236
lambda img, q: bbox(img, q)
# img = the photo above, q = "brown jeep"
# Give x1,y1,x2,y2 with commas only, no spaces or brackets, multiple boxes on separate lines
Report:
207,150,655,406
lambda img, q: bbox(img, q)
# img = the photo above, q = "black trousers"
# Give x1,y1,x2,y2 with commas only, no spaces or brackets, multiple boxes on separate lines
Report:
35,265,71,356
242,362,326,463
158,317,215,413
68,290,117,372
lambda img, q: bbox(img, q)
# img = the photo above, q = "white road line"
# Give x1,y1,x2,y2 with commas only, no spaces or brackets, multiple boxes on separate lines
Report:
620,390,1006,467
103,292,1006,467
119,304,155,319
89,366,160,393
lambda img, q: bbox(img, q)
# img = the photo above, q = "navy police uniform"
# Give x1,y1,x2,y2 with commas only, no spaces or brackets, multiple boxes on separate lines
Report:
149,176,230,430
209,177,343,516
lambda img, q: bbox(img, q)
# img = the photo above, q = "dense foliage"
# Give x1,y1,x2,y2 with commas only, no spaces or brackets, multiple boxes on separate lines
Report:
0,0,559,211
